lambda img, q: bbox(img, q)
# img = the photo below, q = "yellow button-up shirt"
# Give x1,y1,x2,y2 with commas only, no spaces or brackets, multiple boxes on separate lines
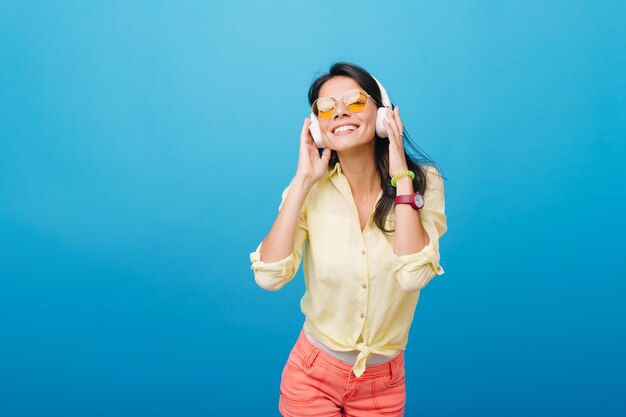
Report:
250,162,447,378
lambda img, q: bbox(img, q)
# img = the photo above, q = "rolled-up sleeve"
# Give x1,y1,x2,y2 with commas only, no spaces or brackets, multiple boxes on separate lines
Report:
391,167,447,292
249,183,308,291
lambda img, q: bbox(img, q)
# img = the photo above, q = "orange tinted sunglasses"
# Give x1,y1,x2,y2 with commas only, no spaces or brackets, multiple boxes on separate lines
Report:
311,89,376,120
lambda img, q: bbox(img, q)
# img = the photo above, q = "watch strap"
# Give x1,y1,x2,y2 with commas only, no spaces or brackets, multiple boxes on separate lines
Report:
395,192,424,210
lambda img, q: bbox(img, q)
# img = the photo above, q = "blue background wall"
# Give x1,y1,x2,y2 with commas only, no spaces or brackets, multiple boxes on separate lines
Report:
1,1,624,416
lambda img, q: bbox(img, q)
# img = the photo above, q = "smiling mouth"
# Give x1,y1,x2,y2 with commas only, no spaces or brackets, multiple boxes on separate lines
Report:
333,124,359,136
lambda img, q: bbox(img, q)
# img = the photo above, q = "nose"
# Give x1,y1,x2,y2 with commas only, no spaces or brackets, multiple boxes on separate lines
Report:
332,99,350,120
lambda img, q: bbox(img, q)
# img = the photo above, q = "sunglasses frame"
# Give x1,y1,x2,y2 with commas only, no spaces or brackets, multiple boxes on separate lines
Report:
312,89,378,120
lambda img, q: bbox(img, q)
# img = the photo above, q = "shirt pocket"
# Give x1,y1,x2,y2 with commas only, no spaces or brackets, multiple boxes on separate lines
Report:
307,211,349,267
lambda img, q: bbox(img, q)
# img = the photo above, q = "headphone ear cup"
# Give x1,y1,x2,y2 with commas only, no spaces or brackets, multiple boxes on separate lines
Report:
309,113,324,147
376,107,389,138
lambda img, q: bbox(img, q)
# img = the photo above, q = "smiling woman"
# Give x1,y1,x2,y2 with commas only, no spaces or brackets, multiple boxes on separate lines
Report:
249,62,448,416
315,81,378,154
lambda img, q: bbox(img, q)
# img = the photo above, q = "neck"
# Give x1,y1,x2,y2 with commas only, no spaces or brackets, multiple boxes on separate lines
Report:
336,145,380,197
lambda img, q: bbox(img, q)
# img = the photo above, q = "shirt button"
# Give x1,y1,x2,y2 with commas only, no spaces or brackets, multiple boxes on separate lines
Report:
360,313,365,318
362,283,367,289
361,250,366,255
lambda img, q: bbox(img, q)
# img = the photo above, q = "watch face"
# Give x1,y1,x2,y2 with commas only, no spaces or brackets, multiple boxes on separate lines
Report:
414,193,425,208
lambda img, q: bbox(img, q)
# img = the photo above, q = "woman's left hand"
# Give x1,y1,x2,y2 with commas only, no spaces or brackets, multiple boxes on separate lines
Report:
384,106,409,177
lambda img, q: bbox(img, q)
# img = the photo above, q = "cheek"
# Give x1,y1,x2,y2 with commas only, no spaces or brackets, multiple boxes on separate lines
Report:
361,113,377,132
319,120,332,133
364,107,377,123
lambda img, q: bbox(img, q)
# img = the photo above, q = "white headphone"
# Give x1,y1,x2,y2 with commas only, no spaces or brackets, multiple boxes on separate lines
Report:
308,76,393,147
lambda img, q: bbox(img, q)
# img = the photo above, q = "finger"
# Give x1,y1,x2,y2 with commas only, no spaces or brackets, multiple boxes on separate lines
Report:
389,107,405,146
300,118,313,146
385,109,398,139
386,108,401,137
320,147,331,163
384,111,400,146
301,120,320,163
394,106,404,133
306,140,318,159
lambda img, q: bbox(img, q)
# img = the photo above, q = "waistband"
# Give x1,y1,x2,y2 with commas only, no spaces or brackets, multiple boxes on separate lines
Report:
304,329,400,366
294,329,404,379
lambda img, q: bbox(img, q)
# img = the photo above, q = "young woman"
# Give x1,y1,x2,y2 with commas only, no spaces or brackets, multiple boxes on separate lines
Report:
250,62,447,417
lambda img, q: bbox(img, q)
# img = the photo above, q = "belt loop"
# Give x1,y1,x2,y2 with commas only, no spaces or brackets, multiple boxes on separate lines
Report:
302,343,320,371
389,355,399,384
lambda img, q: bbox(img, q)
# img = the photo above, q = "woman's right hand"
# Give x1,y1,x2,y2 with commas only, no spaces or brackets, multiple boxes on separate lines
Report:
295,118,331,183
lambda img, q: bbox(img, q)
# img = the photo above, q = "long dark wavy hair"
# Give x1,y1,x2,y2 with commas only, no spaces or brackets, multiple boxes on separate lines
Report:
308,62,445,234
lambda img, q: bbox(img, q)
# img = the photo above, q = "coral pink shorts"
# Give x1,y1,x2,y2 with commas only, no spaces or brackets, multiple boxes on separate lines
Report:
278,329,406,417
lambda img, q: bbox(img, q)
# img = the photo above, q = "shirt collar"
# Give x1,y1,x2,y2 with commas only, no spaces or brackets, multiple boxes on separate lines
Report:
327,161,341,178
327,162,346,194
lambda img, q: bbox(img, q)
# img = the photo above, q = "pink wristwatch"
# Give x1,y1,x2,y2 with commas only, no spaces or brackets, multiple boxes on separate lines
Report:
395,192,424,210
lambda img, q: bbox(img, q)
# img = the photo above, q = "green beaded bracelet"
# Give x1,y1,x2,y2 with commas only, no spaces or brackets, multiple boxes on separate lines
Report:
391,170,415,187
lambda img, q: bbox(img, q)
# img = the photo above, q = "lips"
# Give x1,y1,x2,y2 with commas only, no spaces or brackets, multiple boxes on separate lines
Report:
332,123,360,136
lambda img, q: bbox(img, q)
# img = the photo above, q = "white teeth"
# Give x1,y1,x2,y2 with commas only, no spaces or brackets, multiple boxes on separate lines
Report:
334,125,358,134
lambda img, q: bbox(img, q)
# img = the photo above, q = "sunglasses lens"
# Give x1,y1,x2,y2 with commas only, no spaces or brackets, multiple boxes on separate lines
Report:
312,90,369,119
345,90,368,113
313,98,335,120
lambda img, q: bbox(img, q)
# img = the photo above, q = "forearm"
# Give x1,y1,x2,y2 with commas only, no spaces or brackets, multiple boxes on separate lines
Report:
393,176,430,256
260,174,314,263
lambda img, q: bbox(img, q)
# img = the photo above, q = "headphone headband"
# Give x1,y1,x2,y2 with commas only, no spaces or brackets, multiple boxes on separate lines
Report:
371,76,392,108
